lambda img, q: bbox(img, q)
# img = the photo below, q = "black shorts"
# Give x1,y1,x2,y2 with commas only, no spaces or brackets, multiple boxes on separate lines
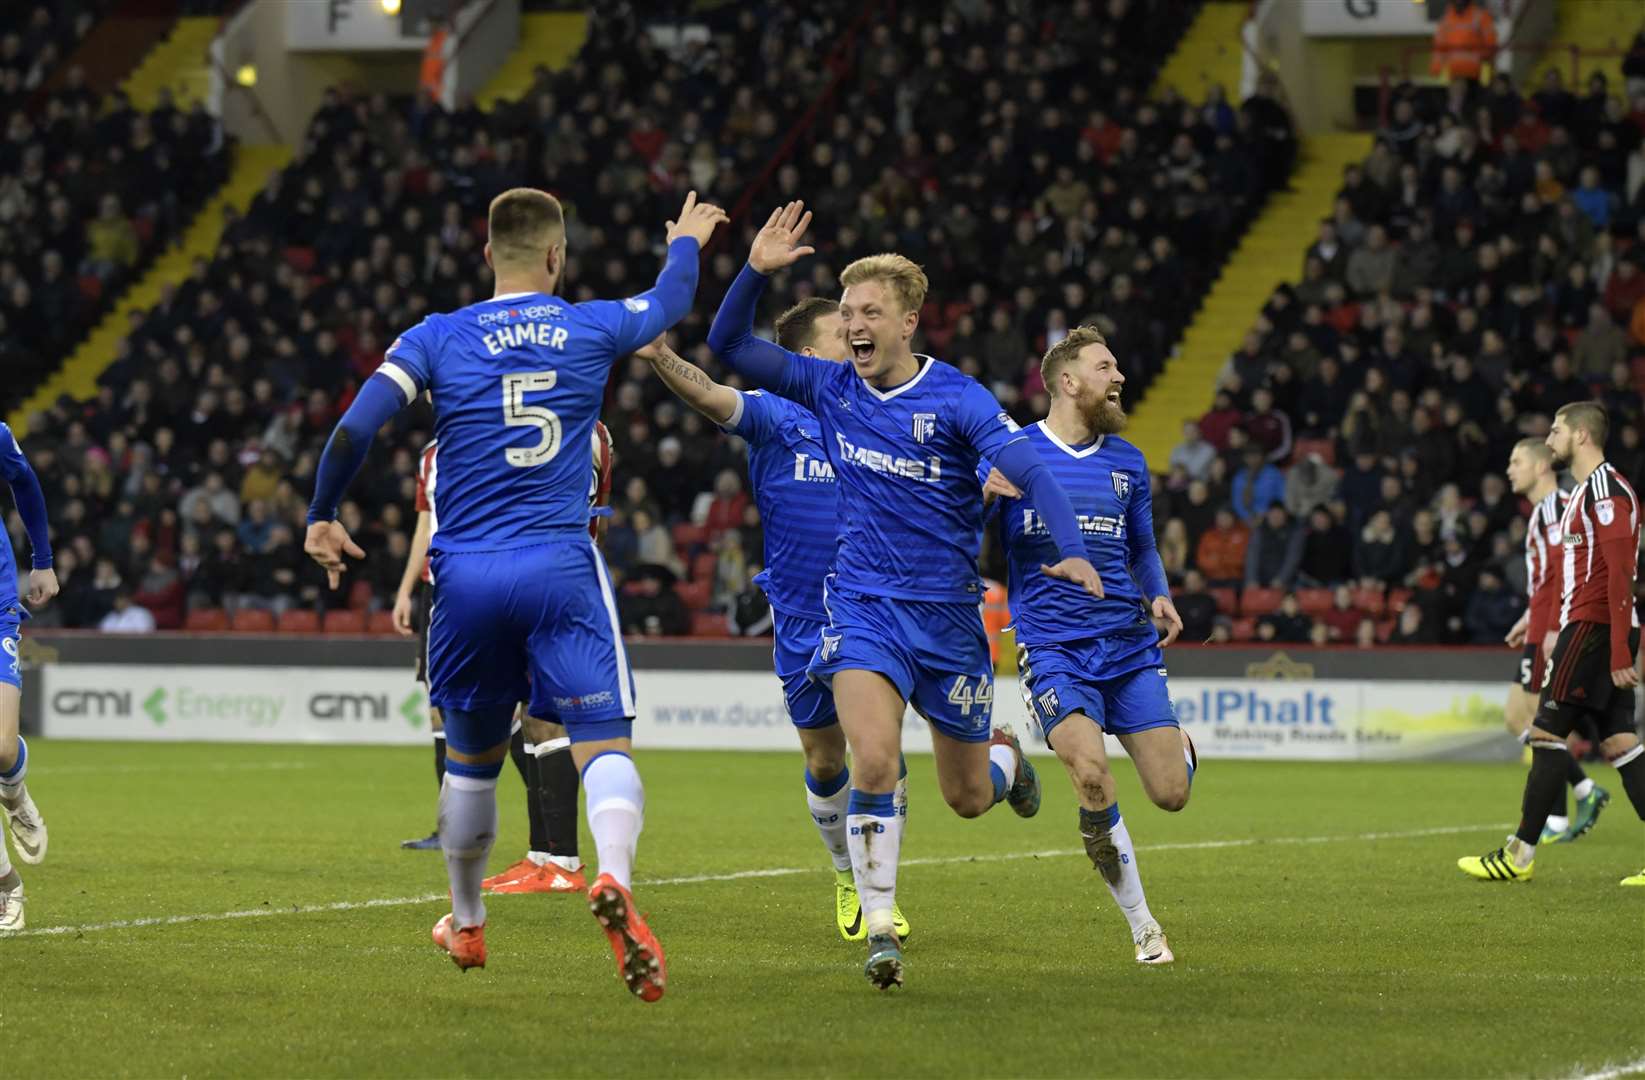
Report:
1536,621,1641,741
1517,644,1546,692
412,586,431,686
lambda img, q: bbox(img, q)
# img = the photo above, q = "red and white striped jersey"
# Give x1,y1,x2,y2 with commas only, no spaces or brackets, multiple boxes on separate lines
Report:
414,440,440,584
1558,461,1640,630
1524,487,1569,645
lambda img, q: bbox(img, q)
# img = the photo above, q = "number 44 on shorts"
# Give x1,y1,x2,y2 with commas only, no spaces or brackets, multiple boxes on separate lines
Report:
947,675,995,718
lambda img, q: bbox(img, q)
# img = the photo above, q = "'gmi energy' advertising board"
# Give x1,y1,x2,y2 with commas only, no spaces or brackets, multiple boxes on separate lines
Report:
41,665,1510,761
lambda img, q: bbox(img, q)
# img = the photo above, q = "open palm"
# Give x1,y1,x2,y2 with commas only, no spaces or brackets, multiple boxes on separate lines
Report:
748,200,816,273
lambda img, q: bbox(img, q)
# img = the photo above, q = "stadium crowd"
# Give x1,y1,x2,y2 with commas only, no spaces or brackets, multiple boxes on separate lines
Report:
1162,65,1645,645
5,0,1303,639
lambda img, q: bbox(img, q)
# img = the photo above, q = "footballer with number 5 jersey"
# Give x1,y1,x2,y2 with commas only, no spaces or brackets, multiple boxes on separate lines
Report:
306,186,726,998
707,201,1102,991
1460,402,1645,887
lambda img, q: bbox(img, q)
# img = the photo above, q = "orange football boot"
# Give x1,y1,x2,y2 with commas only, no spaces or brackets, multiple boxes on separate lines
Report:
588,874,666,1002
490,863,587,894
431,913,487,971
482,857,537,891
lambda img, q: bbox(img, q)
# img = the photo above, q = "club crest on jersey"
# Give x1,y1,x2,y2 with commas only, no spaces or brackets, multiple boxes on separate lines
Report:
912,413,937,443
1111,471,1131,500
1596,498,1616,526
622,297,650,313
820,632,842,661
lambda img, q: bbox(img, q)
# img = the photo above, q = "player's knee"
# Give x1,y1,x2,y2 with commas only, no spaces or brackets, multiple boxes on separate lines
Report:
803,741,847,782
0,739,16,774
1067,756,1113,809
1151,778,1190,813
944,785,992,818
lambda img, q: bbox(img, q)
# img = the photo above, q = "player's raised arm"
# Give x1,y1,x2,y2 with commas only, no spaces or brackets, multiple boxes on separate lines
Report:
0,424,56,607
1122,467,1183,646
594,191,727,356
305,327,434,588
636,336,740,427
706,202,832,411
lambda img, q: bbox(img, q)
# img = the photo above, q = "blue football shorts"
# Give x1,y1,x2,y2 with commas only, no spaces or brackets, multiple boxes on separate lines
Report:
0,607,23,690
772,608,837,730
1017,631,1177,742
427,538,634,749
808,577,995,743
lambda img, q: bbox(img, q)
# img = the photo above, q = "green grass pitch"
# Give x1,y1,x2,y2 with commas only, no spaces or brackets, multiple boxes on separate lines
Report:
4,740,1642,1078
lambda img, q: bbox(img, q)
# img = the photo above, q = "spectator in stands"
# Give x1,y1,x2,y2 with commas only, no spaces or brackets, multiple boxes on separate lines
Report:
1297,505,1353,586
1463,565,1519,644
1354,510,1408,588
1354,617,1380,648
1158,518,1191,580
98,589,156,634
1198,389,1244,450
1284,453,1337,517
1169,420,1216,482
1231,444,1284,524
1258,592,1313,644
1174,568,1217,643
1574,301,1628,379
1244,386,1293,463
1388,602,1437,645
1196,508,1250,586
1345,224,1395,297
1244,504,1303,590
619,566,690,638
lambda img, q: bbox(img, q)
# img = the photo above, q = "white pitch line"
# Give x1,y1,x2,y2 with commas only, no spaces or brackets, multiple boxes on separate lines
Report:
1567,1056,1645,1080
10,821,1511,939
31,761,315,777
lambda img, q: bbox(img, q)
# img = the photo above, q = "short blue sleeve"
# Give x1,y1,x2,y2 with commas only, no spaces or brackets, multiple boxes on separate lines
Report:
955,381,1027,460
723,390,781,444
380,318,436,403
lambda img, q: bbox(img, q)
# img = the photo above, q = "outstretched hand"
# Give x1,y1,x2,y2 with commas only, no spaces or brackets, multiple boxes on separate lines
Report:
305,520,366,591
981,468,1021,507
1041,556,1104,599
748,200,816,274
1152,595,1184,647
665,190,729,248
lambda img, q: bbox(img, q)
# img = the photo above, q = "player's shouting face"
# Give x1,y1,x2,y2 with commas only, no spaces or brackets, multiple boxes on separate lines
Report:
840,278,917,382
1061,342,1128,435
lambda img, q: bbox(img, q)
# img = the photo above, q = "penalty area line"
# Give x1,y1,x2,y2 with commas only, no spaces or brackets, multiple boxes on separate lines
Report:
1566,1056,1645,1080
11,821,1511,939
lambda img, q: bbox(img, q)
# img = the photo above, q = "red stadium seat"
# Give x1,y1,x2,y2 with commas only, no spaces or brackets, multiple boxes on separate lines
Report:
674,580,711,610
276,609,320,634
229,608,275,633
1376,619,1396,642
77,274,102,302
690,612,728,637
1296,588,1333,617
1231,617,1257,642
1290,437,1335,466
284,246,317,272
1386,588,1414,614
1352,586,1386,616
1240,587,1283,617
184,608,228,632
691,552,718,582
671,523,707,550
348,580,373,611
1209,586,1238,615
324,610,366,634
367,611,399,635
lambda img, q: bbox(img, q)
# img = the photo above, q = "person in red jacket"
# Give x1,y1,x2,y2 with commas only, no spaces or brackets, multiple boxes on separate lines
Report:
1430,0,1497,83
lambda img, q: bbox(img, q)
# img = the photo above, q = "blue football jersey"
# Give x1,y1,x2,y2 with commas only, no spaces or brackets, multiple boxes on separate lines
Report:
983,423,1165,647
763,353,1026,603
723,389,836,621
378,287,682,552
0,422,49,612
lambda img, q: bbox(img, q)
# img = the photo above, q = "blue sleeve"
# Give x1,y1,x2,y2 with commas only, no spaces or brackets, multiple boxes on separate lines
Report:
1125,468,1169,600
582,237,703,356
955,381,1029,462
992,440,1085,561
722,390,780,444
706,263,830,412
306,374,408,524
0,425,51,569
378,318,436,402
977,456,1003,525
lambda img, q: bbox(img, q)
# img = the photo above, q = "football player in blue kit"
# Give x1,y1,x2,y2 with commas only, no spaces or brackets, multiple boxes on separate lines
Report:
305,188,726,1000
980,325,1195,965
635,309,911,943
0,421,58,934
707,202,1102,989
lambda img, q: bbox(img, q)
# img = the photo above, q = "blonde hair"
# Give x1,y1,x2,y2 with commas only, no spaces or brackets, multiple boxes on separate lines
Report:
839,253,928,314
1040,325,1109,398
488,188,564,265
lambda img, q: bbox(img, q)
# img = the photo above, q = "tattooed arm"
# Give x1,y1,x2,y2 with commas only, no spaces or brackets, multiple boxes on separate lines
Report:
635,336,741,427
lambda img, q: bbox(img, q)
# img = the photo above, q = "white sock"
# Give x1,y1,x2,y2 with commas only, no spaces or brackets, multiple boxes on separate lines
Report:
0,734,28,802
528,852,582,872
1572,778,1594,800
1507,835,1535,866
804,767,853,872
583,752,644,890
987,742,1017,803
439,773,499,929
1081,804,1154,937
846,789,902,936
1543,814,1569,834
0,839,12,880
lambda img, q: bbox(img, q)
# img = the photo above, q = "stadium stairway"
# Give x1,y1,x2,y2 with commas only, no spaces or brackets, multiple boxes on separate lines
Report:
1152,0,1246,102
476,12,587,108
1126,132,1372,465
8,144,292,435
123,15,216,110
1527,0,1645,92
